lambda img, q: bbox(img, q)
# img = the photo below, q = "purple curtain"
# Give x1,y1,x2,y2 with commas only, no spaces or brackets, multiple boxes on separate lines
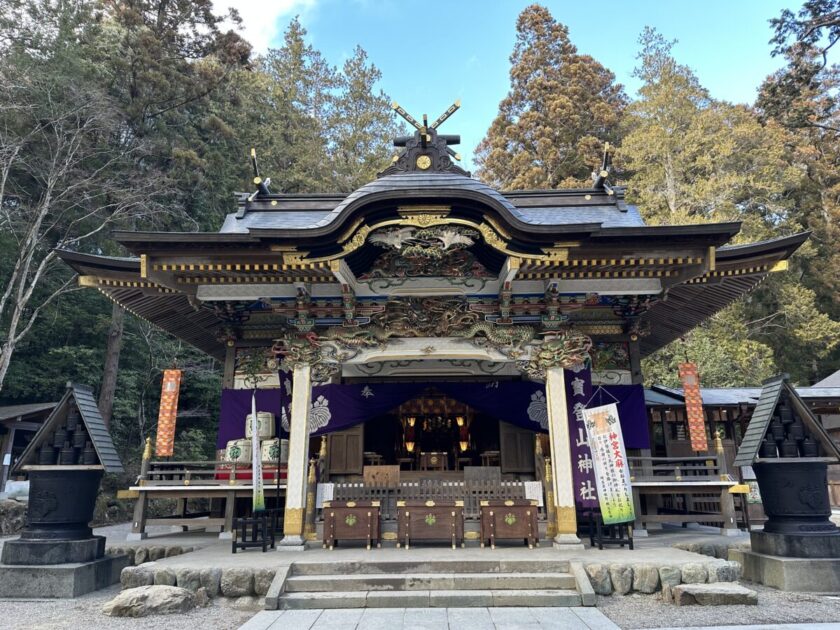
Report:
217,379,650,459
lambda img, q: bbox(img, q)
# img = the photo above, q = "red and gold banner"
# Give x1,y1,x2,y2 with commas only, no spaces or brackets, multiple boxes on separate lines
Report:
678,362,707,452
155,369,182,457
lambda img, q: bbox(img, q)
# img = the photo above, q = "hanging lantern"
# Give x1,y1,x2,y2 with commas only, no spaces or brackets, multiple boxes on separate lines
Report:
459,440,469,452
406,441,415,453
407,416,416,427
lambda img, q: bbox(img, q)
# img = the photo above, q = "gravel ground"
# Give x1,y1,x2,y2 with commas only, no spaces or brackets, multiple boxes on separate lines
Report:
0,585,253,630
597,583,840,629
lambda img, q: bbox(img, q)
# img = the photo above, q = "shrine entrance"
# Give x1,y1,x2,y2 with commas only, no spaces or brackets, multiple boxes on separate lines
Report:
325,388,539,480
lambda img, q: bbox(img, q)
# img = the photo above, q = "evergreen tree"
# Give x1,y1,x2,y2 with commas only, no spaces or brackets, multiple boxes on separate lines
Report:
757,0,840,379
475,4,626,189
329,46,400,192
625,29,840,385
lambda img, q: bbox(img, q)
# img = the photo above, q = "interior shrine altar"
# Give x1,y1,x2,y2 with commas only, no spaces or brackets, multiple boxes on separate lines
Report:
60,100,807,549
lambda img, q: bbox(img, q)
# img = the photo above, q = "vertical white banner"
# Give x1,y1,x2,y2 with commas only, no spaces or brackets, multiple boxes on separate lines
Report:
250,392,265,512
581,403,635,524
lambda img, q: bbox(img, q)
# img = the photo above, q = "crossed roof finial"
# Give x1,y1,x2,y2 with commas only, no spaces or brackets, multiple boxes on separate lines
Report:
380,100,469,177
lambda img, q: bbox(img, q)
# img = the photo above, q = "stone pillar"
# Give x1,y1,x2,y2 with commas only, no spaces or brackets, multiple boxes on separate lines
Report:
280,362,312,549
545,366,584,549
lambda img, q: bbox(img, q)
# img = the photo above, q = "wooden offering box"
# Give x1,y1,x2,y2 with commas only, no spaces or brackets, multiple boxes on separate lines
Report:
479,499,539,549
322,500,380,550
396,500,465,549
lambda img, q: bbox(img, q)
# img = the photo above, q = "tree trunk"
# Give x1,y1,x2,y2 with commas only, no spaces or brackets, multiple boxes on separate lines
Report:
98,303,126,429
0,340,16,395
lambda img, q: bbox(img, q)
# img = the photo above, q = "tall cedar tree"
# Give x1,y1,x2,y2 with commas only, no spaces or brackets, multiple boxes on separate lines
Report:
623,29,840,385
757,0,840,378
475,4,626,189
0,6,398,466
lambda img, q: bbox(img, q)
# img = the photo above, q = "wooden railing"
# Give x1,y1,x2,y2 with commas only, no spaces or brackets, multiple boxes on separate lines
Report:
331,479,542,521
138,460,286,486
627,455,728,483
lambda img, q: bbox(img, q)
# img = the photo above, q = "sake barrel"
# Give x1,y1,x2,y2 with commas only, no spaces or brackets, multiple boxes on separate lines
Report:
224,439,252,463
260,438,289,464
245,411,275,440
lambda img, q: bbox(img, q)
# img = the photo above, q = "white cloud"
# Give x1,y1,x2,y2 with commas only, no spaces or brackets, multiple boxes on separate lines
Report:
215,0,317,52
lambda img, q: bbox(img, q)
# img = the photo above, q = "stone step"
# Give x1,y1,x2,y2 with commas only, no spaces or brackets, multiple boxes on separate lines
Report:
278,589,582,609
284,571,577,592
289,559,571,576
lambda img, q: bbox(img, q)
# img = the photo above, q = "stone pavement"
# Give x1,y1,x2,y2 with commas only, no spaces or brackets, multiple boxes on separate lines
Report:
239,607,620,629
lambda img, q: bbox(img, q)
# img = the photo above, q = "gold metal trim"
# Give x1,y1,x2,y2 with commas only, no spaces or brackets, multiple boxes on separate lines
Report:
283,507,305,536
555,506,577,535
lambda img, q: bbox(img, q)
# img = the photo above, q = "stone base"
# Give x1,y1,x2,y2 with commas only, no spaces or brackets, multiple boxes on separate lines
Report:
1,536,106,565
125,532,147,542
552,534,585,550
750,530,840,558
278,534,306,551
719,528,743,537
0,554,130,598
730,548,840,592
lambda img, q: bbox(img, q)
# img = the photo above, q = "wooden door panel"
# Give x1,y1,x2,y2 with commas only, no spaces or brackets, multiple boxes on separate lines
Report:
500,421,535,473
328,425,364,475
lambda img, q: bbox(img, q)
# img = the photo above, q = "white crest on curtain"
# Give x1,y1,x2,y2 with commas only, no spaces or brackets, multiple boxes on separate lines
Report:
308,395,331,433
361,385,374,398
527,390,548,430
280,395,332,434
283,377,292,395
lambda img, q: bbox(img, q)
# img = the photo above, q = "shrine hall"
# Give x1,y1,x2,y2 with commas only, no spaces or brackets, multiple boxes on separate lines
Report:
58,102,808,549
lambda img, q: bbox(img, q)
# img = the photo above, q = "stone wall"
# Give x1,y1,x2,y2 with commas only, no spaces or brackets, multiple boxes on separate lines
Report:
120,564,275,609
106,544,195,566
583,559,742,596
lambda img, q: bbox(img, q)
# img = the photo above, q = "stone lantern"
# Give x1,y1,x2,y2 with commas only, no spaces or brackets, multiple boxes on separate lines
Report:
730,374,840,591
0,383,129,597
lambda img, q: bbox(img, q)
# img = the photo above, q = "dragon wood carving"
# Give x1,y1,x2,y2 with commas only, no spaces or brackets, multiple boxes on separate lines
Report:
518,331,593,381
362,225,492,279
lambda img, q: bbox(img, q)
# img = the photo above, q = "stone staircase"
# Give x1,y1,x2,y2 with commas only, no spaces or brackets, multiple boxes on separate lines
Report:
270,559,589,609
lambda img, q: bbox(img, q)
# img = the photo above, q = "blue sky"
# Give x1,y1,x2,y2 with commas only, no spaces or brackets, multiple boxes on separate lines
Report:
222,0,799,169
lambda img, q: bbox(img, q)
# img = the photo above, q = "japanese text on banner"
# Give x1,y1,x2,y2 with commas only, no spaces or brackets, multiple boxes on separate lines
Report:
581,403,635,524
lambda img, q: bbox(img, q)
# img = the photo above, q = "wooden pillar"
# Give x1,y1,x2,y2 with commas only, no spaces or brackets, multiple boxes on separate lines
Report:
628,337,643,386
629,336,656,535
222,344,236,389
545,366,584,549
127,437,152,541
0,425,16,493
280,362,312,549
